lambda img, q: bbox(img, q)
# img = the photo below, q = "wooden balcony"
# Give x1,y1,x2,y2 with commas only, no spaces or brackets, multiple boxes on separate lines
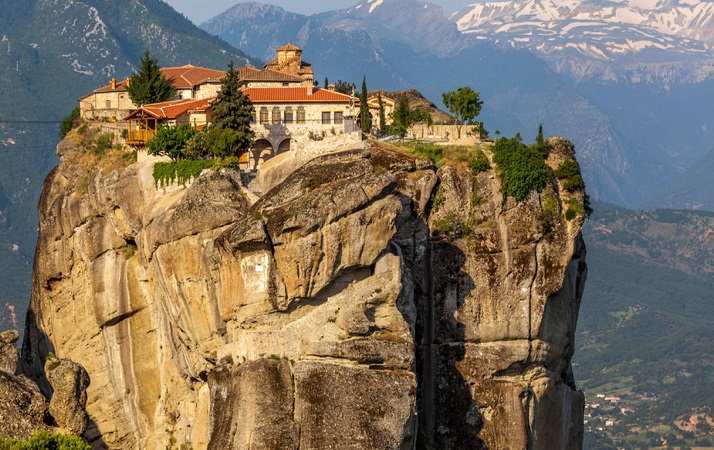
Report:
126,128,155,146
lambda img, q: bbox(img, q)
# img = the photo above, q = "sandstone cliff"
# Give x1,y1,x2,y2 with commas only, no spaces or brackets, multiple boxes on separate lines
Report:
21,134,587,449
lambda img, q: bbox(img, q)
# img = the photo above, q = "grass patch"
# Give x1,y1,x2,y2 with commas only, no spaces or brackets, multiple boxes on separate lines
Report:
492,137,552,202
0,431,90,450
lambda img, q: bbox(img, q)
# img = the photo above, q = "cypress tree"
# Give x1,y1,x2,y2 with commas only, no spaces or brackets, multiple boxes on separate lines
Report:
536,124,545,146
378,93,386,135
211,62,255,155
127,51,175,106
359,76,372,135
324,77,329,88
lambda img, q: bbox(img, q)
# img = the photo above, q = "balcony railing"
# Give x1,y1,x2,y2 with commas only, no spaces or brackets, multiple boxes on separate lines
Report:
127,129,155,145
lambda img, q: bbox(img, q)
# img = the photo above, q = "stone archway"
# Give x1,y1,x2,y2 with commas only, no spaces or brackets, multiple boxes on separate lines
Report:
252,139,273,170
277,138,291,154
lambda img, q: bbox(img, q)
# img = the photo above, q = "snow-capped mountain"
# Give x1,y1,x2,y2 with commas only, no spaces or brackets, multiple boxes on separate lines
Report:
453,0,714,83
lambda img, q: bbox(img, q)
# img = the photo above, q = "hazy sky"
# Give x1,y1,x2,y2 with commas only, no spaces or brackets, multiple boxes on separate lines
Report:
166,0,472,24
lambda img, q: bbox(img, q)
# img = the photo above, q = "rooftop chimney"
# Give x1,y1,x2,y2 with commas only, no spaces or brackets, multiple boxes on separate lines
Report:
307,85,314,96
110,78,117,90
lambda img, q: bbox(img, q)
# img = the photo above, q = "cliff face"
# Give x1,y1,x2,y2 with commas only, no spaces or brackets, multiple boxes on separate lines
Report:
22,135,587,449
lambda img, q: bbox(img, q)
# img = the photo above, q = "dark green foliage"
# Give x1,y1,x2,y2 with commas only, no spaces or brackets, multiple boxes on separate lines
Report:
324,77,329,88
333,81,355,95
127,51,176,106
60,107,80,138
442,87,483,124
536,124,545,146
378,93,386,135
153,160,213,187
92,133,114,156
555,159,586,192
492,137,552,202
433,212,472,240
203,127,243,158
390,97,411,139
211,62,254,154
565,197,584,220
469,149,490,173
359,76,372,134
0,431,91,450
147,125,196,160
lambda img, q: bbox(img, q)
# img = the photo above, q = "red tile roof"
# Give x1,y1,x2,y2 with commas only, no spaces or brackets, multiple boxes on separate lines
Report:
239,66,304,83
125,87,353,121
243,87,353,103
159,65,227,90
126,98,212,120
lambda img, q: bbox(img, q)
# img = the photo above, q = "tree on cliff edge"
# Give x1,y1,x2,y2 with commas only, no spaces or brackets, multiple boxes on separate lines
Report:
442,86,483,139
127,51,175,106
211,62,255,155
359,76,372,135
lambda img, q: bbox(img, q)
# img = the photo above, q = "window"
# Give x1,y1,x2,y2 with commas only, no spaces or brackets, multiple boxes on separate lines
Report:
105,99,111,109
322,111,331,124
284,107,294,124
272,107,282,124
297,107,306,124
334,112,343,125
260,107,269,124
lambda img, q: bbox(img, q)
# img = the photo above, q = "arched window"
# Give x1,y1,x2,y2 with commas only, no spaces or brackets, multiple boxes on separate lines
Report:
272,107,282,124
297,107,306,124
259,107,269,124
284,107,294,124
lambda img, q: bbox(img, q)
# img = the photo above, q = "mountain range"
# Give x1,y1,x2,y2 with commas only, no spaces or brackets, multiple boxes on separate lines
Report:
454,0,714,84
202,0,714,212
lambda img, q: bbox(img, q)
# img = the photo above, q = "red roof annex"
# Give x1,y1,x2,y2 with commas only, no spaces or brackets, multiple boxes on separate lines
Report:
126,98,212,120
243,87,353,103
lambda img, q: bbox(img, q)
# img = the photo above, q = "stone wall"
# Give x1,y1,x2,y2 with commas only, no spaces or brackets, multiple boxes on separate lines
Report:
408,123,481,146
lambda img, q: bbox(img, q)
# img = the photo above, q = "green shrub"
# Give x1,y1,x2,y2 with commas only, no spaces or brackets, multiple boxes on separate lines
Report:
555,159,585,192
153,160,213,187
469,149,490,173
541,191,560,232
0,431,91,450
431,187,444,212
204,127,242,159
148,124,197,160
93,133,114,155
60,107,80,138
492,137,552,202
434,212,472,239
565,197,585,221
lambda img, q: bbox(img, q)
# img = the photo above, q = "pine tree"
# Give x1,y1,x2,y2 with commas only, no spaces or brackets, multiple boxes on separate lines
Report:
359,76,372,134
127,51,175,106
536,124,545,146
324,77,329,89
211,62,255,156
378,93,386,135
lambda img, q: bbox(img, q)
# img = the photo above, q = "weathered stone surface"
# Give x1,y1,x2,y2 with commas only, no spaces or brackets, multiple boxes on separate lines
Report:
0,330,19,374
45,358,90,435
0,371,49,439
21,138,587,450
